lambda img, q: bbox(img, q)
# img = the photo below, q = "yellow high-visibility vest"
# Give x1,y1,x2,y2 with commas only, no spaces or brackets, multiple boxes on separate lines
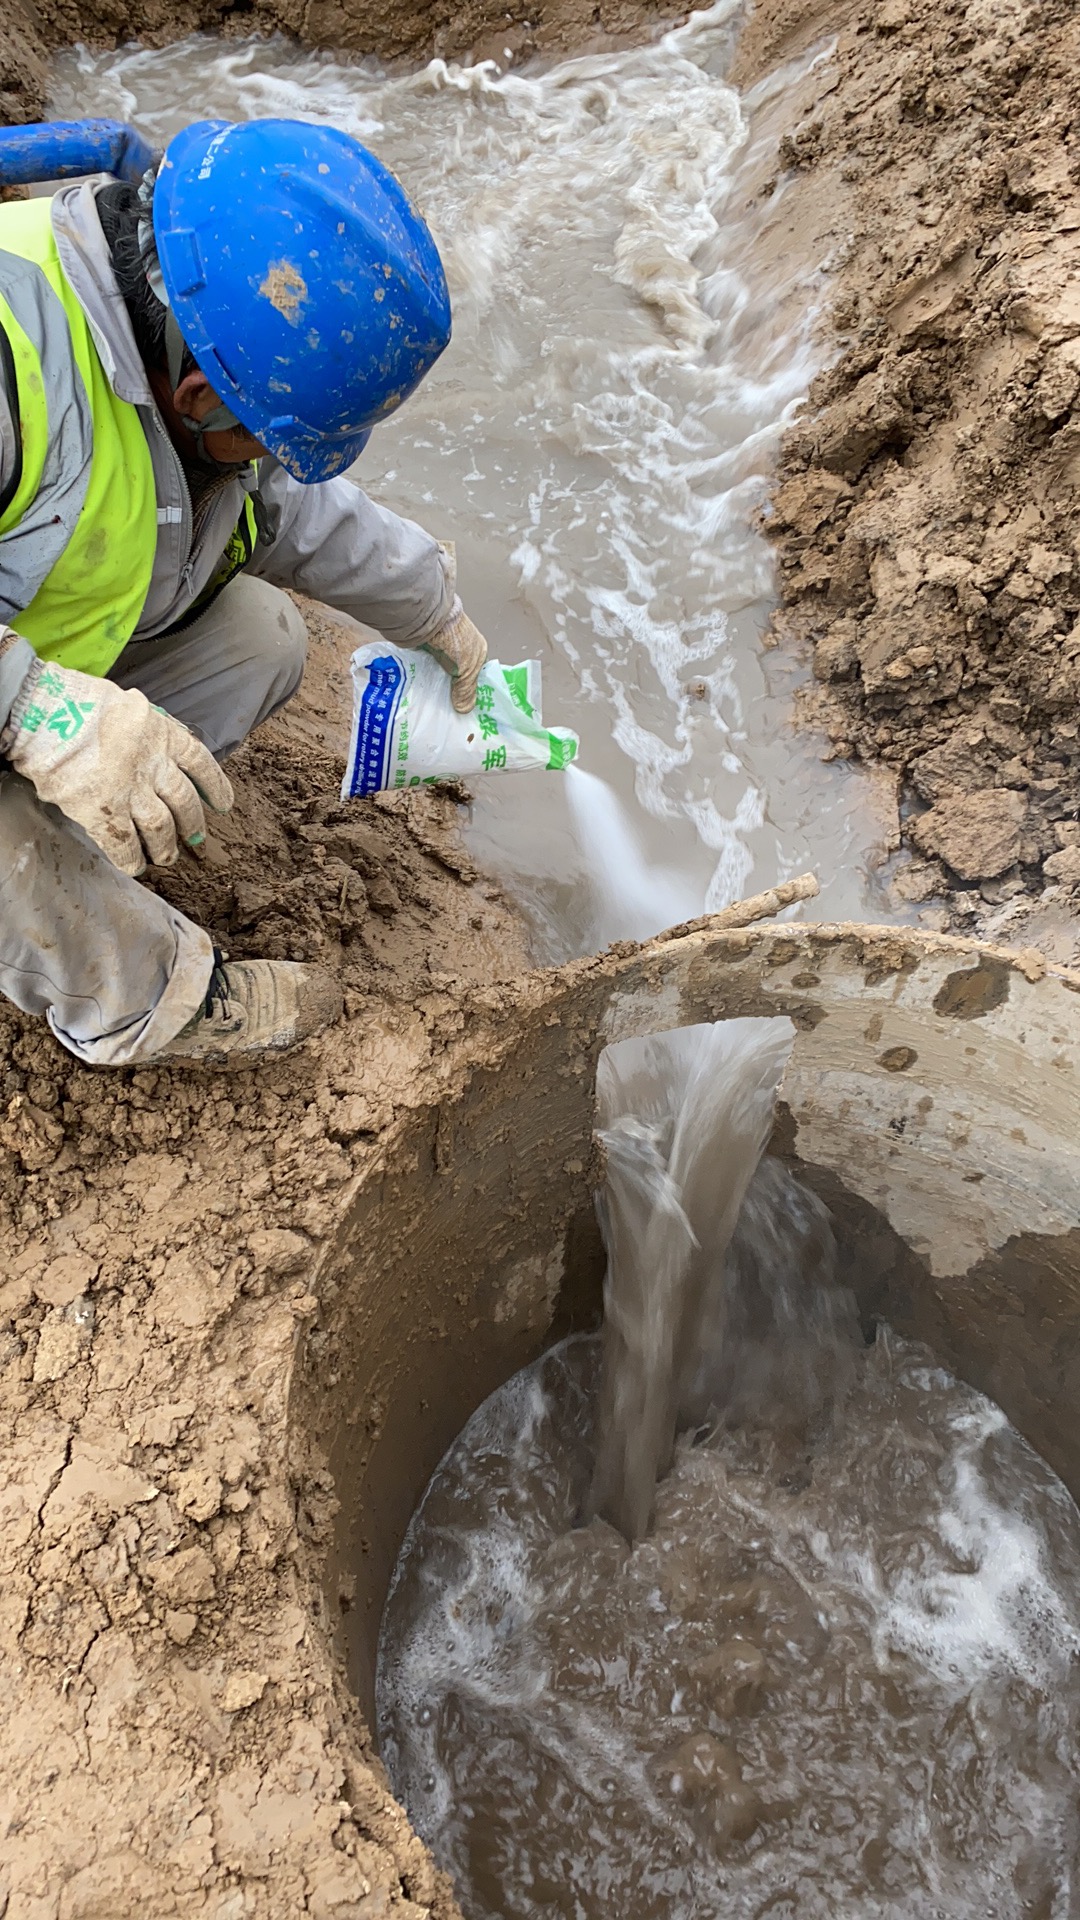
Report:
0,194,158,675
0,195,260,673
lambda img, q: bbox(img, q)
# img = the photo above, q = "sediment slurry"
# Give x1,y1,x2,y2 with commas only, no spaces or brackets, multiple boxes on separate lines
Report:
741,0,1080,953
0,0,678,126
378,1330,1080,1919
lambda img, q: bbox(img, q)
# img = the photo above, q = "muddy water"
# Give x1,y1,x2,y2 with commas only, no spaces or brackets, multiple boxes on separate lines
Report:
52,14,904,955
378,1297,1080,1919
376,1019,1080,1919
588,1017,797,1542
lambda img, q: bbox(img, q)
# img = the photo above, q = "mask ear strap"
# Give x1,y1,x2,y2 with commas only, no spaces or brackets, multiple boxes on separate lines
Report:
165,308,243,460
165,307,187,394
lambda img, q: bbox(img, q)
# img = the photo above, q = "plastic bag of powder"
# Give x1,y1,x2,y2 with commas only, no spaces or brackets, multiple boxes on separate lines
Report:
341,642,579,799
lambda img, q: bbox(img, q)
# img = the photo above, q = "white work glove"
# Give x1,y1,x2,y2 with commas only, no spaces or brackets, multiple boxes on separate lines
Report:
421,605,488,714
0,655,233,876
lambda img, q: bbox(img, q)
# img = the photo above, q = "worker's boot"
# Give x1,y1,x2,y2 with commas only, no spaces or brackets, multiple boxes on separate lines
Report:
156,957,343,1064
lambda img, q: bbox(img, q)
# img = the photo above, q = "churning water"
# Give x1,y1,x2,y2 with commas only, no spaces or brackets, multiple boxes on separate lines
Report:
52,12,901,954
378,1023,1080,1920
378,1331,1080,1919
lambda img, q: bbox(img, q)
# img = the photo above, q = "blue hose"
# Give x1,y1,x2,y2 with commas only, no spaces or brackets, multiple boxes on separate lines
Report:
0,119,157,189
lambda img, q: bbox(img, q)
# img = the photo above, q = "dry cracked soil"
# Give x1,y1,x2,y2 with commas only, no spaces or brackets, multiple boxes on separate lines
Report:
2,0,1080,1910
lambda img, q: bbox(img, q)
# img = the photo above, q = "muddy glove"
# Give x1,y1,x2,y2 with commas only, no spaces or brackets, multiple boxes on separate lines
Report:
0,655,233,876
422,604,488,714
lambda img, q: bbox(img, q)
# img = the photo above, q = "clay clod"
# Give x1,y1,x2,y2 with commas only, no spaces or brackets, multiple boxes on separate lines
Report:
910,789,1025,883
147,1546,216,1608
221,1669,269,1712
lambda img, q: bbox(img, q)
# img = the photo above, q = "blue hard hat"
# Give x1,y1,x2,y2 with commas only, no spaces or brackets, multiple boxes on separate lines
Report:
152,118,452,483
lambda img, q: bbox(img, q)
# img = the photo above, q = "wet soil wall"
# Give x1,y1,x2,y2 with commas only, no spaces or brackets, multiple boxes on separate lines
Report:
741,0,1080,955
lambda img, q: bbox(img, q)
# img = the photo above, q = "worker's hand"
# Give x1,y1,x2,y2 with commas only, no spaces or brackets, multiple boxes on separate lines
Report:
0,658,233,876
421,606,488,713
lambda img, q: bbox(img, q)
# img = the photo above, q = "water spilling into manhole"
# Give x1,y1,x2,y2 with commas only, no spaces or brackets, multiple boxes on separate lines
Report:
377,1331,1080,1919
376,1021,1080,1918
52,12,904,955
586,1016,798,1542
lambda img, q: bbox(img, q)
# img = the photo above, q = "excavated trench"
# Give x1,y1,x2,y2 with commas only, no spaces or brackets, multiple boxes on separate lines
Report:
4,0,1080,1914
301,923,1080,1749
52,14,904,953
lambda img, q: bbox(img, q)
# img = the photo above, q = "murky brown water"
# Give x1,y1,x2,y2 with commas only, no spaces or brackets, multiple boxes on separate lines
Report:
379,1021,1080,1920
587,1017,803,1542
378,1328,1080,1920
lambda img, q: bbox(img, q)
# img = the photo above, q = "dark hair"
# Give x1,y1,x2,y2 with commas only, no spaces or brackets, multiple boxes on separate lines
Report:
97,177,198,384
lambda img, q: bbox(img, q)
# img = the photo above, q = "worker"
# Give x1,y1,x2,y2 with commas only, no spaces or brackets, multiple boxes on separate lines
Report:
0,116,489,1066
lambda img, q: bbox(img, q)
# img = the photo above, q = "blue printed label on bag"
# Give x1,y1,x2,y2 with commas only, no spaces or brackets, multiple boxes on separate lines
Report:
346,652,406,797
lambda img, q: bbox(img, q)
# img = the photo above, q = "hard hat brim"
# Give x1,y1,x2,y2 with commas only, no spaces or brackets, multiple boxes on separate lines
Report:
263,423,373,485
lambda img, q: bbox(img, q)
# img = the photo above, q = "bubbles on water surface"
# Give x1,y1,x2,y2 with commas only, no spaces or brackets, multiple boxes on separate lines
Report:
378,1325,1080,1920
52,14,909,954
375,1002,1080,1920
373,1021,1080,1917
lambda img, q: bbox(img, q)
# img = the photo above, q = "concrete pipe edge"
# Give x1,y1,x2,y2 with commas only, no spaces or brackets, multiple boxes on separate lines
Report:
6,915,1079,1916
289,917,1080,1727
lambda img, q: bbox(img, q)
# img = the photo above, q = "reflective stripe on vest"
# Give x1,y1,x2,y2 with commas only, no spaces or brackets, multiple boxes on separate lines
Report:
0,196,157,677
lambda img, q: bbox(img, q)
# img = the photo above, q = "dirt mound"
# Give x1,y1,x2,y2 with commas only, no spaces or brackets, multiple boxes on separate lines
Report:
1,604,530,1241
0,606,530,1919
747,0,1080,953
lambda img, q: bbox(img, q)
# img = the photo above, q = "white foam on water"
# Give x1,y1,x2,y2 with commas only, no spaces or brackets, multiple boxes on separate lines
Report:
375,1067,1080,1919
52,16,906,957
873,1397,1080,1693
379,1332,1080,1919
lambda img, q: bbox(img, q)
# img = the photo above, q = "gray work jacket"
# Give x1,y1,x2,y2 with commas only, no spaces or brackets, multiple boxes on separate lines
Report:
0,180,456,730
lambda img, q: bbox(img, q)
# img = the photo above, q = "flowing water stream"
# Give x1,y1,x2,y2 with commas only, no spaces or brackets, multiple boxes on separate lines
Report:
378,1024,1080,1920
587,1018,797,1542
51,11,901,954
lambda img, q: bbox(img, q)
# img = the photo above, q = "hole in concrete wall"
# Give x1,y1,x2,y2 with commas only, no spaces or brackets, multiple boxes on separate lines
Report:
292,930,1080,1760
339,999,1080,1917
